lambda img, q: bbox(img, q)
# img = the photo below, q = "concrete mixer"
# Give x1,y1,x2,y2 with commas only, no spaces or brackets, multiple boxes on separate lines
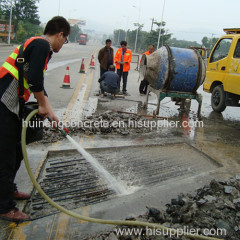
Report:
140,46,206,117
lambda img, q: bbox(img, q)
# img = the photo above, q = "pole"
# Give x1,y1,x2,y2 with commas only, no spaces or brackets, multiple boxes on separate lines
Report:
58,0,60,15
134,5,141,53
210,33,214,50
156,26,161,50
150,18,155,32
125,17,129,41
134,26,139,53
8,0,13,45
117,29,120,45
157,0,166,49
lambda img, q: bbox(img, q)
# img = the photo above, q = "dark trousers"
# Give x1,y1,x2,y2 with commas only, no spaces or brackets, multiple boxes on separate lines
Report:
117,69,128,93
139,79,149,94
0,102,23,213
100,81,118,95
100,67,107,77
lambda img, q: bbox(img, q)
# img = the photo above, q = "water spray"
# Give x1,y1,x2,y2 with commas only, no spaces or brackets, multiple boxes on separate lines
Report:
47,116,128,195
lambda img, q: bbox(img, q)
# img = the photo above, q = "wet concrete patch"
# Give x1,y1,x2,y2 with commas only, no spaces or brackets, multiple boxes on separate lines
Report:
24,143,221,219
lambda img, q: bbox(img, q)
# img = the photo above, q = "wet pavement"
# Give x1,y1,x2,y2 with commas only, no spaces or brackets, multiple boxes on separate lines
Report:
0,42,239,240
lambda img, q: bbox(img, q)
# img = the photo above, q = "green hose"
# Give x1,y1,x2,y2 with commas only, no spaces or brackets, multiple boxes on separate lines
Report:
21,109,222,240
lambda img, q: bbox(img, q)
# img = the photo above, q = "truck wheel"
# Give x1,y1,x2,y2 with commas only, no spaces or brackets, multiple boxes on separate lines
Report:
211,85,226,112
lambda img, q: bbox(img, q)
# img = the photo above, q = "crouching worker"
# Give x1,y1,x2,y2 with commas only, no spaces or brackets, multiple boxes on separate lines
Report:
98,65,119,99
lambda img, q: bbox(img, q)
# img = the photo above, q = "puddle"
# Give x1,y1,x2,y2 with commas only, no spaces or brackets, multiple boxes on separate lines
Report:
197,86,240,122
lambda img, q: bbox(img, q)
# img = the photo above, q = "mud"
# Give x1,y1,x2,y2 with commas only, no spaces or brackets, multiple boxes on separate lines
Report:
86,176,240,240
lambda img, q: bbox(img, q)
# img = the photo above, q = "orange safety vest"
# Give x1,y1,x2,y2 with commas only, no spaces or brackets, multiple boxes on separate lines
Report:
114,48,132,72
0,36,50,101
143,51,150,56
140,50,151,64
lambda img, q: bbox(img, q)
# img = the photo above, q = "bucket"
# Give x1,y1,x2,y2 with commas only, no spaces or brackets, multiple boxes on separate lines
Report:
142,46,206,93
23,102,43,144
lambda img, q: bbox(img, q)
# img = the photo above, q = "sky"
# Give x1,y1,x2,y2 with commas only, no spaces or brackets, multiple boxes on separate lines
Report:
37,0,240,43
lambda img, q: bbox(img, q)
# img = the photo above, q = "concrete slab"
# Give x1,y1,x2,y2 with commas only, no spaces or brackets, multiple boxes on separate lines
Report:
23,142,221,219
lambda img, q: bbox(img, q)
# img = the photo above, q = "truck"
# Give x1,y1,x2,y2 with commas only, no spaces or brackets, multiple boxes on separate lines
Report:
78,34,87,45
203,28,240,112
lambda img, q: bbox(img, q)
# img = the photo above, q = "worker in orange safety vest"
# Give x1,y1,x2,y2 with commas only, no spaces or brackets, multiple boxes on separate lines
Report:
114,40,132,95
0,16,70,222
139,45,154,95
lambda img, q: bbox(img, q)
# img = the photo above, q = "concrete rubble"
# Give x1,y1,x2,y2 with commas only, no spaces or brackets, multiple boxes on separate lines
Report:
40,111,165,143
86,176,240,240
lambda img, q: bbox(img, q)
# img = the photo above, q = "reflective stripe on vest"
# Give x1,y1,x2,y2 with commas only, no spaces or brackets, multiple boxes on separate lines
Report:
2,61,29,90
0,36,50,101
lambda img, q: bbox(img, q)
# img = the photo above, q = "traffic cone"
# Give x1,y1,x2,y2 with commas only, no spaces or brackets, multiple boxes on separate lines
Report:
90,55,95,69
79,58,85,73
62,66,71,88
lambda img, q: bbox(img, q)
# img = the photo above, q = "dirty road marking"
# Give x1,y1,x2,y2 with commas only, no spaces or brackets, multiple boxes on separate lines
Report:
62,67,88,123
48,214,57,240
78,206,91,224
63,47,98,122
53,213,71,240
72,70,94,121
72,205,91,224
7,222,30,240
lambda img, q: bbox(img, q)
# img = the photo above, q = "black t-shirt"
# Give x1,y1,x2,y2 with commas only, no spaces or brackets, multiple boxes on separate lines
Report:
0,38,52,99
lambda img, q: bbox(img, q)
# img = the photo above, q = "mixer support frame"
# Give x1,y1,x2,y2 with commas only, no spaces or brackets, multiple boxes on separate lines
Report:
144,85,202,119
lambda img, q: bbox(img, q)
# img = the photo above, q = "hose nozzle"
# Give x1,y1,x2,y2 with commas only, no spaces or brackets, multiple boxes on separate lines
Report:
47,117,69,137
59,128,69,137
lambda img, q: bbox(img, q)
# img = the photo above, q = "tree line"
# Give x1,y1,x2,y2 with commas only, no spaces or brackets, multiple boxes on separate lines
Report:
0,0,42,42
111,21,219,53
